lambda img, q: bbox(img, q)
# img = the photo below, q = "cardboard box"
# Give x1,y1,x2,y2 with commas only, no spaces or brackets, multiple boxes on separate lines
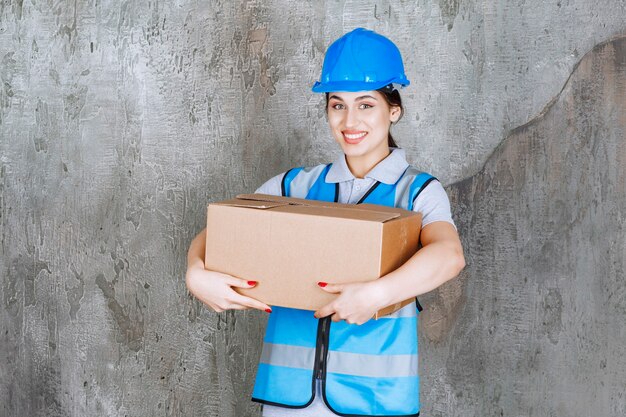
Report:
205,194,422,319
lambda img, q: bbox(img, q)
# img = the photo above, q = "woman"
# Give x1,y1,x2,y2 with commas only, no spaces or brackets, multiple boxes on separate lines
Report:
186,28,465,417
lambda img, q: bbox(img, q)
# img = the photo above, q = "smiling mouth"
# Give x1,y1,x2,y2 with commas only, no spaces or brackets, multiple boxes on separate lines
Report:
342,131,367,144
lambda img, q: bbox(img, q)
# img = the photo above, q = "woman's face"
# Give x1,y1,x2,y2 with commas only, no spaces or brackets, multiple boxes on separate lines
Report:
326,90,401,159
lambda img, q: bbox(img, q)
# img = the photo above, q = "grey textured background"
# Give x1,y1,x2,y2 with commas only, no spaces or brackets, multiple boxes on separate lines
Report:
1,1,625,416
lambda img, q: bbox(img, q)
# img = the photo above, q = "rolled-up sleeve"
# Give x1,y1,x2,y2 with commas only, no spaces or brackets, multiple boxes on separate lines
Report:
254,172,285,197
412,180,457,230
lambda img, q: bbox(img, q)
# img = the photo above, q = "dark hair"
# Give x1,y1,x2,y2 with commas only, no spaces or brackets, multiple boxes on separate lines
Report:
325,84,404,148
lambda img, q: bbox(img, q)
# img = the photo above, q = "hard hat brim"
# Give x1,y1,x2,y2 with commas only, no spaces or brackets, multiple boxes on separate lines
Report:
311,79,410,93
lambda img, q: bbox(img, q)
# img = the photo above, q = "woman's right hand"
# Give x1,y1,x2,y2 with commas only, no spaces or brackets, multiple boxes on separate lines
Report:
186,263,272,313
185,228,272,313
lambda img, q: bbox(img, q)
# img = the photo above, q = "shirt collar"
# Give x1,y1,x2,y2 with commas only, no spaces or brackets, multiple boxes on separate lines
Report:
326,147,410,185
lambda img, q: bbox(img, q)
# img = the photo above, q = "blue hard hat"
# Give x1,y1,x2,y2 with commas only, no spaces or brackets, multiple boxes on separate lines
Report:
312,28,410,93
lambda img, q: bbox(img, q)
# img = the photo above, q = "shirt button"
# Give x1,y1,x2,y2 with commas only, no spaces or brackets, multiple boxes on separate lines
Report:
355,185,361,191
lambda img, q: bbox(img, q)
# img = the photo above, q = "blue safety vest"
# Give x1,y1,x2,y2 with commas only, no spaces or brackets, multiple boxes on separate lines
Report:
251,162,436,416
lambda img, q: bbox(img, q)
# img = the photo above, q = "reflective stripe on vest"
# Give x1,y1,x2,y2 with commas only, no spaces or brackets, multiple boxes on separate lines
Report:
252,163,436,416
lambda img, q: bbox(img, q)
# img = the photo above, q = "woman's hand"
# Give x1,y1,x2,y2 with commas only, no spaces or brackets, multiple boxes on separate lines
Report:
313,280,387,325
312,222,465,324
185,228,272,313
186,259,272,313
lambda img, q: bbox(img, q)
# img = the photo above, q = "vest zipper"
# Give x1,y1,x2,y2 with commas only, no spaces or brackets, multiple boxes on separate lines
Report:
314,316,331,380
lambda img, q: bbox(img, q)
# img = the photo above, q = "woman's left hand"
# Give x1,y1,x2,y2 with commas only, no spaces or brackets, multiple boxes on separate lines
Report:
313,281,387,325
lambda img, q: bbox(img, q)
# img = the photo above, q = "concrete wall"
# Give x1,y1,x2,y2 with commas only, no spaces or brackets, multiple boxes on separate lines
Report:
427,37,626,416
1,1,624,416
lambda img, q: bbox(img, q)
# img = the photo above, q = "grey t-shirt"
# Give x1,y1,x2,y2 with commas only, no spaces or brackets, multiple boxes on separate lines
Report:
254,148,455,416
255,148,456,231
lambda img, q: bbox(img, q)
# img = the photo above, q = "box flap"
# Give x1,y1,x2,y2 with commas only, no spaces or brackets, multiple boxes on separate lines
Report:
356,203,417,220
272,205,400,222
211,198,290,210
238,194,401,222
236,193,334,208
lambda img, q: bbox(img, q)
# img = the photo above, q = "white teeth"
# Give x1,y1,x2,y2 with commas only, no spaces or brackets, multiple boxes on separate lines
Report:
344,132,367,139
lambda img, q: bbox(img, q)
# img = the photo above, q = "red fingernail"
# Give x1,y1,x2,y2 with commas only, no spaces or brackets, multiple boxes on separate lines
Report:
318,282,327,287
248,280,257,286
265,308,272,313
